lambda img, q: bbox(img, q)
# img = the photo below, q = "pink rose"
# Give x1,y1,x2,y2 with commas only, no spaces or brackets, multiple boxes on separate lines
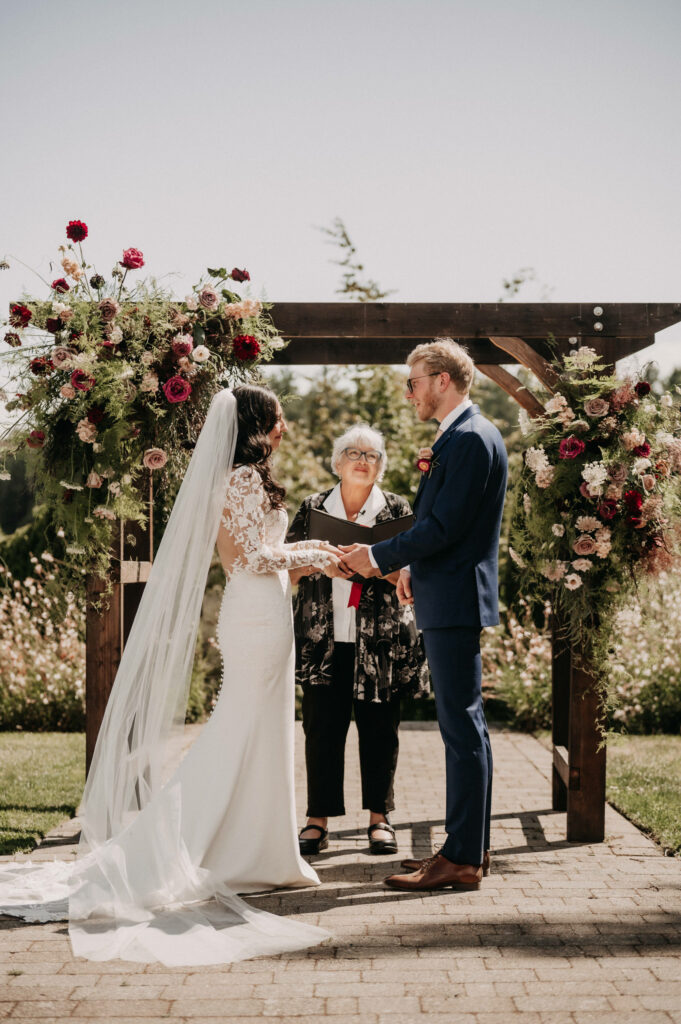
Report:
120,247,145,270
60,384,76,399
76,417,98,443
162,376,192,404
98,298,120,322
642,474,656,492
143,447,168,470
198,286,220,311
52,346,75,368
584,397,610,418
172,334,194,357
608,463,628,484
573,535,597,556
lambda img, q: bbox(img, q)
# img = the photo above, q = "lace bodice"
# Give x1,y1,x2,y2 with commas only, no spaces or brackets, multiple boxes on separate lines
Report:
217,465,332,579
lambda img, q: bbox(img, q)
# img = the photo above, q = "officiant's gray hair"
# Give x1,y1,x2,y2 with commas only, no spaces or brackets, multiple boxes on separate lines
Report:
331,424,387,482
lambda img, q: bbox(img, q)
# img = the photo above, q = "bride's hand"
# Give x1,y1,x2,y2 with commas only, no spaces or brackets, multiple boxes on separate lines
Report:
321,554,353,579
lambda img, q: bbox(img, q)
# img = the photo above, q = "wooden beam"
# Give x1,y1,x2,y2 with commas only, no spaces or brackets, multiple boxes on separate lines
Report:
488,337,560,392
270,335,656,367
477,365,546,417
270,302,681,339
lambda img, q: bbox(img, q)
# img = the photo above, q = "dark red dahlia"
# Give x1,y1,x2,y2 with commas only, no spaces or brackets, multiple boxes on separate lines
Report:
26,430,45,449
45,317,61,334
97,341,116,360
9,303,32,328
120,247,145,270
30,356,54,375
558,435,586,460
4,332,21,348
231,267,250,283
87,405,105,424
623,489,644,512
635,381,651,397
232,334,261,361
71,369,95,392
633,443,651,457
66,220,88,243
598,499,618,521
51,278,70,293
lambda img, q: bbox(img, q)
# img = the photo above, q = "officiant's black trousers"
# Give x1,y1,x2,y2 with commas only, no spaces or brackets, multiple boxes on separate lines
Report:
301,642,401,817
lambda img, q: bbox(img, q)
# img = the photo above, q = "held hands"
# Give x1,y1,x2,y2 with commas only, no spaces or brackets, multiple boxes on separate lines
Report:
316,543,354,579
338,543,379,578
395,569,414,606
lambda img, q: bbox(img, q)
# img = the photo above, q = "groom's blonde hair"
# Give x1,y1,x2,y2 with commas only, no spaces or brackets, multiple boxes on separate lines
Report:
407,338,475,395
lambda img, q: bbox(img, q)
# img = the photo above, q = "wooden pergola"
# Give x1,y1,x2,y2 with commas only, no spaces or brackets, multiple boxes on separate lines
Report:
88,301,681,845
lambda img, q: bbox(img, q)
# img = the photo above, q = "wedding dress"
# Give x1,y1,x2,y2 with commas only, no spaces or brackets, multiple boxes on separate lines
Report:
0,391,334,966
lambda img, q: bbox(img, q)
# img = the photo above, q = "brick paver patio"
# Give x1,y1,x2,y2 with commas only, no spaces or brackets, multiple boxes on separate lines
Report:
1,722,679,1022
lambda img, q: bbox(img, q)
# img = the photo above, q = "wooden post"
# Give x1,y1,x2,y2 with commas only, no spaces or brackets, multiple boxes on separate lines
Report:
85,473,154,773
551,615,570,813
566,657,606,842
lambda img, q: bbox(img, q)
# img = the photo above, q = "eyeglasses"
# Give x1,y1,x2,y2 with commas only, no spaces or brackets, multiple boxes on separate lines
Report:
406,372,441,394
342,447,383,465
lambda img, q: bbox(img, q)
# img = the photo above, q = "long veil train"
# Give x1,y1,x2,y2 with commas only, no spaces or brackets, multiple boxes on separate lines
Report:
0,389,329,965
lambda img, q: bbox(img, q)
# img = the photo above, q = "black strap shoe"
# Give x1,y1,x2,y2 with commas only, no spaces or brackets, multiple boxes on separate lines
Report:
298,824,329,855
368,820,398,855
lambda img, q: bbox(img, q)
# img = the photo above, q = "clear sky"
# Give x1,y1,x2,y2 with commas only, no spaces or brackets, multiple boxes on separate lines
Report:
1,0,680,375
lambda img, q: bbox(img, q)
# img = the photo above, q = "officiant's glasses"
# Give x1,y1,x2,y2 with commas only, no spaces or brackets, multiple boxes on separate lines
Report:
406,372,441,393
343,448,383,465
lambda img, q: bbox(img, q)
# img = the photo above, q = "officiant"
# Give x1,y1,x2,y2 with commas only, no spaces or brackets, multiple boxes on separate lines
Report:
287,424,429,857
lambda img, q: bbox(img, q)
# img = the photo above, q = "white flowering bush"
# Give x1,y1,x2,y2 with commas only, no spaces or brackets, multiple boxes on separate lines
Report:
0,559,85,730
604,565,681,733
481,601,553,730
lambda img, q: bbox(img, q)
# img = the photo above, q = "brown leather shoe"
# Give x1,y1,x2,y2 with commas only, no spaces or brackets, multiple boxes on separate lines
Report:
385,853,483,891
400,849,490,876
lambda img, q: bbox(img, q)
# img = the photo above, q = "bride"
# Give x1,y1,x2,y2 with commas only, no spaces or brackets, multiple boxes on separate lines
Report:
0,385,346,965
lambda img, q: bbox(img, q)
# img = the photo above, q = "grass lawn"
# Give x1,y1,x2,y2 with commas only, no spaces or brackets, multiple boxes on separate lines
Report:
607,734,681,855
0,733,85,856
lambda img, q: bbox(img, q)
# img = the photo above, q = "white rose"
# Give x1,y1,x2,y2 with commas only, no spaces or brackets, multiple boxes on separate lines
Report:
192,345,211,363
185,294,199,310
551,524,565,537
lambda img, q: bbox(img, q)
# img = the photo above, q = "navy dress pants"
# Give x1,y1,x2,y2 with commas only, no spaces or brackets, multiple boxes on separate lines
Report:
422,627,492,866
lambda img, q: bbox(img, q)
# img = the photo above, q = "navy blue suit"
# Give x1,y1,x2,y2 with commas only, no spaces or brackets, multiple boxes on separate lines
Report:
372,404,508,865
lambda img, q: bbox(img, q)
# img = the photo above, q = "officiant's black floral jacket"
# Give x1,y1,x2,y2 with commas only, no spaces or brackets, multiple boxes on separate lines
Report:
287,489,430,703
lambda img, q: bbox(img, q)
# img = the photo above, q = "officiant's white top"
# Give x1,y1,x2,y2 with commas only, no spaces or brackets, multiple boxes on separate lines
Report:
323,483,387,642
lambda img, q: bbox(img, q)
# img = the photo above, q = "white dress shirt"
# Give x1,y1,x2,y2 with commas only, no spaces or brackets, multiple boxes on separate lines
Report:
324,483,387,642
368,397,473,572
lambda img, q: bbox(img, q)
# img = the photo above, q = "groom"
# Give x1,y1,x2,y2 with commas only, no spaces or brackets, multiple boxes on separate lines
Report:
340,338,508,891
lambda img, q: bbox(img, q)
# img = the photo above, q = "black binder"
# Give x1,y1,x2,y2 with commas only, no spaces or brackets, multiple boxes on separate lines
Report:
307,508,415,547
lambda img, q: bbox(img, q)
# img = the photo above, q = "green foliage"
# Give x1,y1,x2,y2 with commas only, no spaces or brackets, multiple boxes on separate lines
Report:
0,731,84,854
318,218,395,302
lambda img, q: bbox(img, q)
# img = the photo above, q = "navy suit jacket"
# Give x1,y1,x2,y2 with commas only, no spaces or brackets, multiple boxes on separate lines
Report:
372,404,508,630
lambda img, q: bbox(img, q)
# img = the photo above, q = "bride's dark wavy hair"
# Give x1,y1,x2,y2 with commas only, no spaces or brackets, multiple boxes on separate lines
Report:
232,384,287,510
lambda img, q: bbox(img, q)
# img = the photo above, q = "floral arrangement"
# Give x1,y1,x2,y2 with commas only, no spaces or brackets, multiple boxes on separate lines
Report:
509,344,681,651
1,220,286,577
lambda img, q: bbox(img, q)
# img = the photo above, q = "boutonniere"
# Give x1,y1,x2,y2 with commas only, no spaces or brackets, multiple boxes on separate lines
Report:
415,447,439,477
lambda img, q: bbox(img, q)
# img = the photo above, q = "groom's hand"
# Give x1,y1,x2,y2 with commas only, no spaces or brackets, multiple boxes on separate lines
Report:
396,569,414,606
338,543,376,577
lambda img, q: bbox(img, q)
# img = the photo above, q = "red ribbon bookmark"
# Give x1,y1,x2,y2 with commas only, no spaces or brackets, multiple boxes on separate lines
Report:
347,582,362,609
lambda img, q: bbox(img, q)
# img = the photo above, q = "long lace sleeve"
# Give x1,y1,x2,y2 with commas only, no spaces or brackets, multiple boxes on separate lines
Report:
218,466,333,577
